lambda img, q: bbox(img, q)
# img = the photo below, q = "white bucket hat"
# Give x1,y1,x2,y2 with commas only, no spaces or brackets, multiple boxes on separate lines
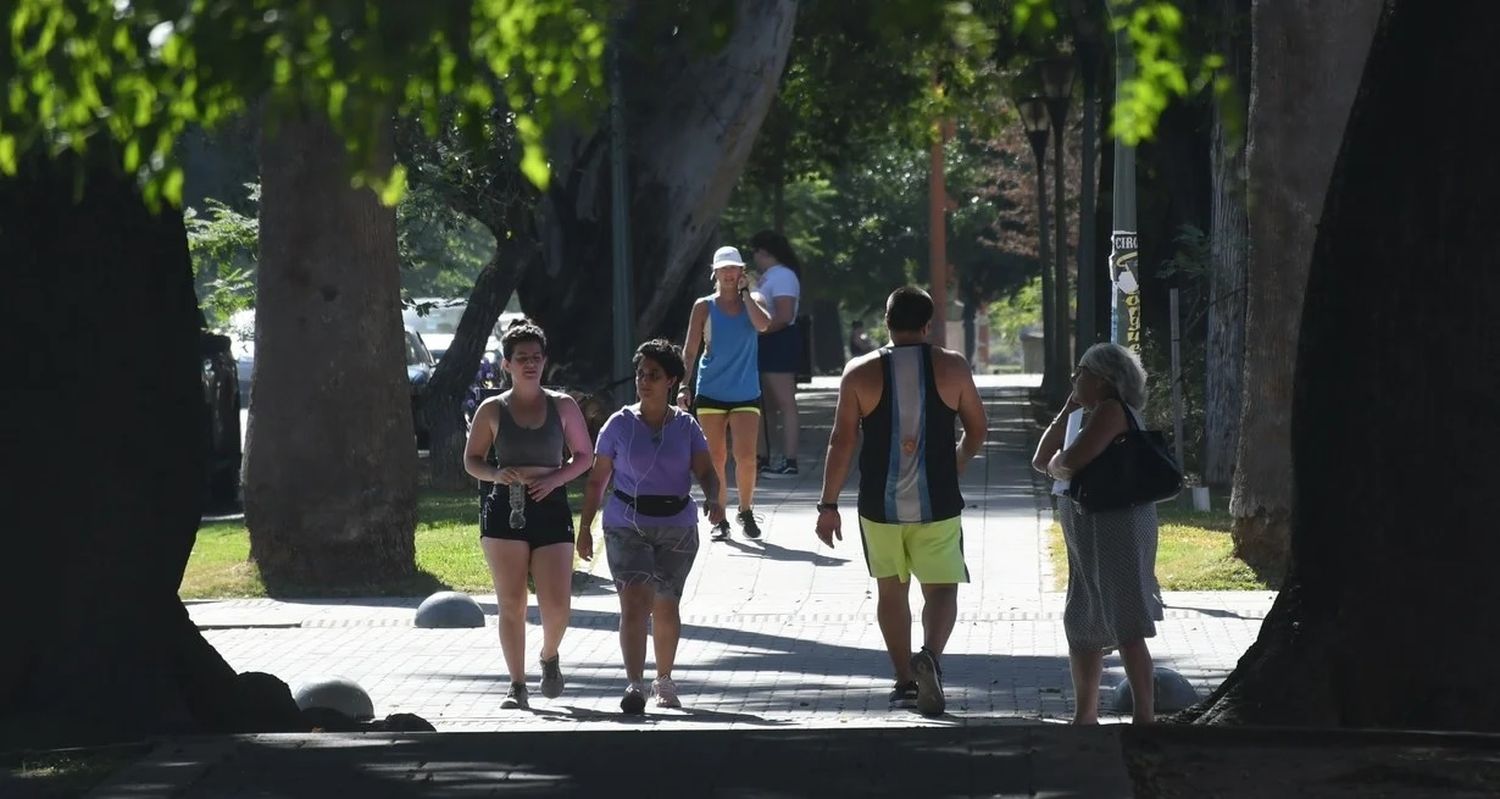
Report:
710,245,746,270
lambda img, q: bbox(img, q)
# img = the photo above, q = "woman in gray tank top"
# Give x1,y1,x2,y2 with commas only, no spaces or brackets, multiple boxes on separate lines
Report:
463,320,595,710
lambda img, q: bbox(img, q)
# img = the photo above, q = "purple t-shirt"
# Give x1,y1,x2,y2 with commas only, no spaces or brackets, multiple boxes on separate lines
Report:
595,405,709,528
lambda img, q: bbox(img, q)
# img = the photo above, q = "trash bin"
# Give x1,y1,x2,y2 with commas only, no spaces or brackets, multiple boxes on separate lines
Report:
1020,332,1045,374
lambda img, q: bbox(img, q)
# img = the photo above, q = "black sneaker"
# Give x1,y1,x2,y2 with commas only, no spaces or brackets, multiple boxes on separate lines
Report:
888,681,919,706
910,648,946,717
737,509,762,539
539,654,564,699
760,458,799,478
501,681,529,710
621,682,647,715
710,520,732,541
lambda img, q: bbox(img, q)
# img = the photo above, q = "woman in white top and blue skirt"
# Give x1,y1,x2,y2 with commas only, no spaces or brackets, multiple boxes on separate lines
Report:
1032,342,1164,725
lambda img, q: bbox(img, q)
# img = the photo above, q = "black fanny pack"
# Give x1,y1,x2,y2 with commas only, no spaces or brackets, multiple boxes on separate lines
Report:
613,489,691,517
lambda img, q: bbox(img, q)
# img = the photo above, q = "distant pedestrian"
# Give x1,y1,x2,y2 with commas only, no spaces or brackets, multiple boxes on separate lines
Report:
848,320,876,358
815,287,988,716
579,339,725,714
749,230,804,478
1032,342,1163,725
463,320,595,710
680,245,772,541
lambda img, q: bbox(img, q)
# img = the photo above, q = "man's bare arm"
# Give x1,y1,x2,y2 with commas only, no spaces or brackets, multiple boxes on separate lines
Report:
819,360,869,505
949,353,988,474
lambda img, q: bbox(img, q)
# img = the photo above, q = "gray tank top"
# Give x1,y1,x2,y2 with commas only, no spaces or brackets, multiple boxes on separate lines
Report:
493,391,566,468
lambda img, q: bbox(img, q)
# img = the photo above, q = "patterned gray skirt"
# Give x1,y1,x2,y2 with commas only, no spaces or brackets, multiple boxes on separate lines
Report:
1057,496,1164,651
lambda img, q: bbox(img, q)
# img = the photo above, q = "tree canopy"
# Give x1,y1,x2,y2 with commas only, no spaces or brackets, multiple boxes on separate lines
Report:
1,0,608,203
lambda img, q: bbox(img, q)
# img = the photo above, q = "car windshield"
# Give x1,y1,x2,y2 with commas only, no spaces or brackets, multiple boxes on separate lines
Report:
403,299,467,336
405,331,432,366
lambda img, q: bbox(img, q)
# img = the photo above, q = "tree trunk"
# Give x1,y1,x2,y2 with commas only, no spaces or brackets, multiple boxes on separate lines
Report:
520,0,797,386
0,149,303,747
423,239,535,491
1228,0,1381,576
1202,0,1250,489
246,113,418,589
1187,0,1500,729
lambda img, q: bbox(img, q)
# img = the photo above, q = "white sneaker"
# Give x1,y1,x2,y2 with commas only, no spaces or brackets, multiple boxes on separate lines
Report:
652,676,682,708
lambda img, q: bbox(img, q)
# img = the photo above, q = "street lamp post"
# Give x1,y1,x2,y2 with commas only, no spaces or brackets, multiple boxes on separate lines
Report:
1040,56,1076,399
1016,96,1055,387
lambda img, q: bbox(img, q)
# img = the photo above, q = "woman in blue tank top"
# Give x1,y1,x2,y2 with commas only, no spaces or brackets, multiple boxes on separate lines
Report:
679,246,772,542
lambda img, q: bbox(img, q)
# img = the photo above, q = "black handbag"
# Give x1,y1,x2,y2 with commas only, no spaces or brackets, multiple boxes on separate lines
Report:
1066,402,1183,513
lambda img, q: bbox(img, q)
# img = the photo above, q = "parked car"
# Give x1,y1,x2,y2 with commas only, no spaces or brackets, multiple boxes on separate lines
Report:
406,327,436,449
226,308,256,407
402,297,520,362
201,330,242,510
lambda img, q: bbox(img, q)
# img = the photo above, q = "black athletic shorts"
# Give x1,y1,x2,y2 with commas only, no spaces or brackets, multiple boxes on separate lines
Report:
480,484,575,548
693,393,762,415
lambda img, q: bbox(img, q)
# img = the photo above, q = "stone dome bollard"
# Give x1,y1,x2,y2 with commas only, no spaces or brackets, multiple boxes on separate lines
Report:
414,591,486,629
1109,667,1199,714
294,676,375,721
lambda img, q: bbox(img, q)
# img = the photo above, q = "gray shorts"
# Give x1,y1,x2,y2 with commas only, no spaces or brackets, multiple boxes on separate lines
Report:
603,524,700,599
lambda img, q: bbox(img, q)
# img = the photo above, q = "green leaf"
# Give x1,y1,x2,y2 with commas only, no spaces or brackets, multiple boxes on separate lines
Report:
0,134,16,174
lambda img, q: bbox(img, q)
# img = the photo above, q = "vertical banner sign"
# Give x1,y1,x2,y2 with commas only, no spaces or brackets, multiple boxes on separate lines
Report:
1110,230,1141,353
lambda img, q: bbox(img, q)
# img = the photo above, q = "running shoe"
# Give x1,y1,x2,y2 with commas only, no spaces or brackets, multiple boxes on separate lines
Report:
653,676,682,709
738,508,763,539
888,681,919,706
539,654,564,699
710,519,732,541
621,682,647,715
760,457,799,478
910,648,946,717
501,681,529,710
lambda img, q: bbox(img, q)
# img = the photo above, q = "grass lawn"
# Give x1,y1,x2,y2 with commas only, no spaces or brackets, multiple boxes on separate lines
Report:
1046,500,1270,591
182,488,585,599
4,744,150,797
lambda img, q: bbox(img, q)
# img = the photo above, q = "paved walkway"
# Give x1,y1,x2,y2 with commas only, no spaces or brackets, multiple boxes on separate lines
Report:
188,375,1275,732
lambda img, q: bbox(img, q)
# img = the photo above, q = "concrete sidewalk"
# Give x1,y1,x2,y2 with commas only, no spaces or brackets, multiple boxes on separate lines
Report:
188,376,1274,732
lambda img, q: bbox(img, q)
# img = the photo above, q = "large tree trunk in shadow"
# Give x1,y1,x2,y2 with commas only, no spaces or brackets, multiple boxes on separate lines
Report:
423,240,534,491
1228,0,1381,577
1202,0,1250,490
1185,0,1500,729
246,113,418,590
0,149,303,747
520,1,796,387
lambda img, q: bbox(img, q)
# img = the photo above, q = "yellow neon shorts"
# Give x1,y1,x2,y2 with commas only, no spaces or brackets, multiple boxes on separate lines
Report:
857,516,969,584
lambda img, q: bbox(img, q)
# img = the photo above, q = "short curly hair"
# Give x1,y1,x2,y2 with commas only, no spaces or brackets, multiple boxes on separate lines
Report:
500,318,547,359
1078,342,1148,410
633,338,686,393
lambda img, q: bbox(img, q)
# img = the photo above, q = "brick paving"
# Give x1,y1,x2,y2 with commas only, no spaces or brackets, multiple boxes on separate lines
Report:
189,376,1275,732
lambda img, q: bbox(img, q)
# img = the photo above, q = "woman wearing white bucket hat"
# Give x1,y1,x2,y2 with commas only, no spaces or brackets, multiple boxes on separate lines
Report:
680,246,772,541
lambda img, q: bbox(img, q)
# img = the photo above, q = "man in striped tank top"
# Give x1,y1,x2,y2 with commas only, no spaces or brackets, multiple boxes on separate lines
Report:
815,287,988,716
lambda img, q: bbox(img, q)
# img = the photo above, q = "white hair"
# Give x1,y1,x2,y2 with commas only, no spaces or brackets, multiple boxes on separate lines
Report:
1079,342,1148,410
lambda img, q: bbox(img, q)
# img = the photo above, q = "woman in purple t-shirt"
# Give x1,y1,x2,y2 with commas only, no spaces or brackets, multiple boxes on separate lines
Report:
579,339,725,714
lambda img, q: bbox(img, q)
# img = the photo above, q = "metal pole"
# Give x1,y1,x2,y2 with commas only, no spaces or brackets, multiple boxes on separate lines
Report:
609,24,634,406
1050,108,1071,377
928,119,949,348
1169,288,1186,503
1029,138,1054,382
1075,42,1100,350
1107,6,1140,353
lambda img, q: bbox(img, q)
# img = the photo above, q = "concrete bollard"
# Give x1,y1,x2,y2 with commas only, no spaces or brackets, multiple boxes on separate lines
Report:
414,591,485,629
294,676,375,721
1109,667,1199,714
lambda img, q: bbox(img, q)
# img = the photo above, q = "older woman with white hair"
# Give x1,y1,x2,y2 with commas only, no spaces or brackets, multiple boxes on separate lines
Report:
1032,342,1164,725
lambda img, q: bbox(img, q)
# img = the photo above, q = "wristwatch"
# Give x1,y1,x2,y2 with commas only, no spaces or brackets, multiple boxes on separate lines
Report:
816,502,839,513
